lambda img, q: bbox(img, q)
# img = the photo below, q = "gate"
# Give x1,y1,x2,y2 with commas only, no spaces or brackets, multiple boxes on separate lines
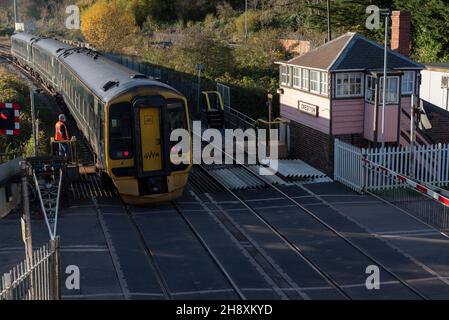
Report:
334,139,365,192
0,237,61,300
334,139,449,192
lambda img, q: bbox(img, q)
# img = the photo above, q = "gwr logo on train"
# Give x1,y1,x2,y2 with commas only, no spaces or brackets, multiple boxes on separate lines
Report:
144,151,160,160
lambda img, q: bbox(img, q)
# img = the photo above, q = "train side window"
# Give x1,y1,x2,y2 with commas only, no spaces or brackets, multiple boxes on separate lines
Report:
109,103,133,160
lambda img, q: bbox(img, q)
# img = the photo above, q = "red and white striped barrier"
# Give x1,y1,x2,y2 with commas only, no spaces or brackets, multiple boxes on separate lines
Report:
0,103,20,136
362,158,449,208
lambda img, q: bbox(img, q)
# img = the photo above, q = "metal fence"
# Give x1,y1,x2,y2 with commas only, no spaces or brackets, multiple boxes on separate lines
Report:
103,53,216,115
103,53,266,124
217,83,230,108
334,139,449,192
223,105,257,131
0,237,61,300
370,169,449,230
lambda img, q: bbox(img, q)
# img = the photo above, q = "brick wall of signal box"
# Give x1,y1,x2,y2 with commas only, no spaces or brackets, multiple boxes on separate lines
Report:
289,121,371,176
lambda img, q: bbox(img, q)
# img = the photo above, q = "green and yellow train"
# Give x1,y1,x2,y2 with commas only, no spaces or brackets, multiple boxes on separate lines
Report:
11,33,192,204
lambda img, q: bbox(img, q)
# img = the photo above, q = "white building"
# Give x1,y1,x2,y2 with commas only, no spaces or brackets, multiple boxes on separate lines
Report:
420,64,449,111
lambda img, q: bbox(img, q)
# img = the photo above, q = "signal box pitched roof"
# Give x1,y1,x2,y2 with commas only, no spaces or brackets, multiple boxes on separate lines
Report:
283,32,423,72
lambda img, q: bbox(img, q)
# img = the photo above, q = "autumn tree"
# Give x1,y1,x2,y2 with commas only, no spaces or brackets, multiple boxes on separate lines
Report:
81,1,137,52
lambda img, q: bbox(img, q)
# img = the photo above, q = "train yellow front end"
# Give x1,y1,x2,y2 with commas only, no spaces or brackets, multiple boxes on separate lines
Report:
105,87,191,205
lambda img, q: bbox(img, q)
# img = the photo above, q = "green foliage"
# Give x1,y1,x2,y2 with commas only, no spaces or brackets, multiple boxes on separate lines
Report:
0,70,48,157
305,0,388,42
394,0,449,62
0,72,31,155
234,30,287,75
146,25,235,79
235,10,261,36
306,0,449,63
0,25,14,37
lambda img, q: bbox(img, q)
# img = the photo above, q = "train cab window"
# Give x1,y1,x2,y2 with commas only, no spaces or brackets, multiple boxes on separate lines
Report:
167,101,187,132
109,102,134,160
167,100,188,171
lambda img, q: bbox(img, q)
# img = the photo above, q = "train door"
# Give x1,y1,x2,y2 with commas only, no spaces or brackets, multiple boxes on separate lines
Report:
139,107,162,172
133,96,164,175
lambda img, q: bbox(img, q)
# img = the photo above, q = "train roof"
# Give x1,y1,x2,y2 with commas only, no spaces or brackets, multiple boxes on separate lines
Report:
58,48,177,103
12,33,180,103
33,38,74,58
12,32,39,43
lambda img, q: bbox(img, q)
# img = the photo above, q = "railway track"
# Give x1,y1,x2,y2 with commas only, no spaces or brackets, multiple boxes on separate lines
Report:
171,201,246,299
191,129,429,300
122,202,173,300
179,188,317,300
89,188,249,299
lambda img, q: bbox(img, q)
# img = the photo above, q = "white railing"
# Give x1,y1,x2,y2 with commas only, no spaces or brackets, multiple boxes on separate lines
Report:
334,139,365,192
216,83,230,108
0,238,60,300
334,139,449,192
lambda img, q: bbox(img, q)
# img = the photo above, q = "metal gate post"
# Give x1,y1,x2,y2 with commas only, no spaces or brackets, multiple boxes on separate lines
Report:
4,272,13,300
50,236,61,300
20,161,35,300
361,150,367,194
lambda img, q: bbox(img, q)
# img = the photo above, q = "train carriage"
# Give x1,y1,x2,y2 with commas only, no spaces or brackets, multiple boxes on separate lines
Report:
10,32,35,66
10,33,192,205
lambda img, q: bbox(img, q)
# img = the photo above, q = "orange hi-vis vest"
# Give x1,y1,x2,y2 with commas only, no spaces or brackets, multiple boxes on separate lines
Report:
55,121,69,141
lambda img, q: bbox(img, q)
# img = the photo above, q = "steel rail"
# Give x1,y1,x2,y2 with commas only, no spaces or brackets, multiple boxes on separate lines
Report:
192,129,429,300
195,163,351,300
171,201,246,300
122,203,173,300
192,189,310,300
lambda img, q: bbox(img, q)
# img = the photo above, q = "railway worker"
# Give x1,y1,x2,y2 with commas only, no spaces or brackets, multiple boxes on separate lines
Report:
55,114,70,158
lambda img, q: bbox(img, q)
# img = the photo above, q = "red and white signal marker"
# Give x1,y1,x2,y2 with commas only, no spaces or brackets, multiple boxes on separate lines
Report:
0,103,20,136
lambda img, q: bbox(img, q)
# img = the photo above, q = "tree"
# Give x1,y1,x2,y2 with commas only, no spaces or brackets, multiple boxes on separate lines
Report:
171,26,235,78
81,0,137,52
0,69,47,157
234,30,287,73
394,0,449,62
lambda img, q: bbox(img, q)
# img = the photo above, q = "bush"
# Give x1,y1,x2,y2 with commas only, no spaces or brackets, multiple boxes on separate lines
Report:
169,26,235,78
0,25,14,37
234,30,288,74
234,10,261,36
0,69,48,157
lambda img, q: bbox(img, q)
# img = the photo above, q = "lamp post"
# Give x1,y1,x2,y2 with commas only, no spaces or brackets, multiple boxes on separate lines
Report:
13,0,19,24
195,63,205,114
30,86,39,157
245,0,248,40
326,0,332,42
380,9,391,150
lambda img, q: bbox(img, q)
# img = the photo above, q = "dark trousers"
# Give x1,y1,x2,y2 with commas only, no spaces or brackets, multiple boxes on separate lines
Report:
58,142,70,158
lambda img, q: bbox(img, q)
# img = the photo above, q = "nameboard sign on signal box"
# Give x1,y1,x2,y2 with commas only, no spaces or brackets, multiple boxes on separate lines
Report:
298,101,319,117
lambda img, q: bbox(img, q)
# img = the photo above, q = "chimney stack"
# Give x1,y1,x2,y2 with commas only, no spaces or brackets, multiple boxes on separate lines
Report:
391,11,411,57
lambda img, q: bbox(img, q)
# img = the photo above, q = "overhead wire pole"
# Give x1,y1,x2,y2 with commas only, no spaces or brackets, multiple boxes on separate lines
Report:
13,0,19,24
326,0,332,42
244,0,248,40
30,87,38,157
380,9,390,150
